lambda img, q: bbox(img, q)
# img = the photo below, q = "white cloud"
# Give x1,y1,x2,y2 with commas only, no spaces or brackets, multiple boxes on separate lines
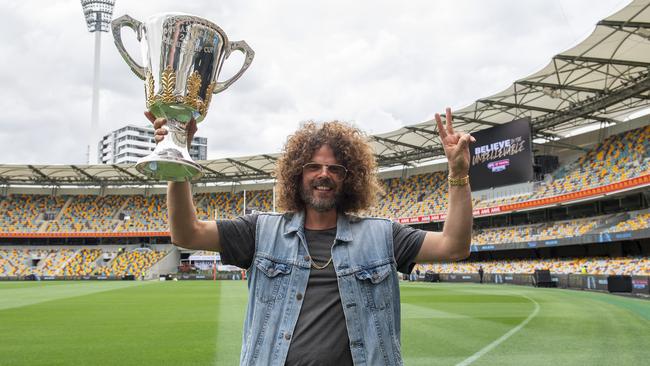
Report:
0,0,628,164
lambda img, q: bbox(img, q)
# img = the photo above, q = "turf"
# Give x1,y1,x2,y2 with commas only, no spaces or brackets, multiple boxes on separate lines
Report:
0,281,648,365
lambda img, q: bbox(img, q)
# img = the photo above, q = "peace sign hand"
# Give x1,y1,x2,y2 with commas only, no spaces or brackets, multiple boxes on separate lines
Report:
435,107,476,178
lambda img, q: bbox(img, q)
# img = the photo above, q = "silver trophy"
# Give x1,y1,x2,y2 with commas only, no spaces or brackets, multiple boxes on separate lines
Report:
111,13,254,181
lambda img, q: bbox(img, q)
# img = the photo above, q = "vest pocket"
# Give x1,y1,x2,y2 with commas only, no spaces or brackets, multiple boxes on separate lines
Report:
254,257,292,303
354,263,393,310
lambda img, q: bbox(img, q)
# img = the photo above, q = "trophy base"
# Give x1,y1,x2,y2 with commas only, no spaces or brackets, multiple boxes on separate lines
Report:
135,155,203,182
134,118,203,182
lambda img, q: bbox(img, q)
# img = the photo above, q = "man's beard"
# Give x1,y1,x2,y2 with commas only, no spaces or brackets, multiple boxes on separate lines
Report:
300,177,343,212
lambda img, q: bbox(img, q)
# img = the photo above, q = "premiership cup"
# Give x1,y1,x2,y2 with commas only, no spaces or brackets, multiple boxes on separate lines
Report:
111,13,254,181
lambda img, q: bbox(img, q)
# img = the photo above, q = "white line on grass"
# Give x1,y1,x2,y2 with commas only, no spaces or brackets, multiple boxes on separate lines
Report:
455,294,540,366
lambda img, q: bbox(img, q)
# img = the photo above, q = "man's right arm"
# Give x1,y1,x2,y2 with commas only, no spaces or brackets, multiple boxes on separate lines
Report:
148,113,219,251
167,181,220,251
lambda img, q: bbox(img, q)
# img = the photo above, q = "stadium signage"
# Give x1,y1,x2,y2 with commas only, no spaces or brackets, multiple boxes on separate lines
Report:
598,233,613,242
469,117,533,190
633,278,648,290
476,207,502,215
477,245,496,250
398,213,447,224
474,139,513,155
486,159,510,173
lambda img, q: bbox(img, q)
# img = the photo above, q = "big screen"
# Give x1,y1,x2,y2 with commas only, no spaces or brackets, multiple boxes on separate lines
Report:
469,117,533,190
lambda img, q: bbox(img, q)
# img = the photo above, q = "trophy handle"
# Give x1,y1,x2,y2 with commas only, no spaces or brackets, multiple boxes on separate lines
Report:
213,40,255,94
111,15,146,80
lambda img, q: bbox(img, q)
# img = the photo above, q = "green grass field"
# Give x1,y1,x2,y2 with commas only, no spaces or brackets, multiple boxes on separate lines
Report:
1,280,648,366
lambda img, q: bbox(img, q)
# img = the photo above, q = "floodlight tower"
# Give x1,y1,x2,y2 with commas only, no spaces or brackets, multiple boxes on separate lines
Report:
80,0,115,164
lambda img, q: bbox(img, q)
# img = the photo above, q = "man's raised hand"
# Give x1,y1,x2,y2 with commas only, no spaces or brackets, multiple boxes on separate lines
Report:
434,107,476,178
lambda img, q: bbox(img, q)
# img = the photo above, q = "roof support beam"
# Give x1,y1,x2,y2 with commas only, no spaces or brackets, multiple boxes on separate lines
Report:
479,99,619,124
451,115,500,127
111,165,148,183
478,99,558,114
597,20,650,29
377,147,446,167
226,158,269,176
533,76,650,132
27,165,49,180
554,54,649,68
27,165,56,185
404,125,436,135
516,80,605,94
71,165,98,182
201,165,228,179
372,135,430,152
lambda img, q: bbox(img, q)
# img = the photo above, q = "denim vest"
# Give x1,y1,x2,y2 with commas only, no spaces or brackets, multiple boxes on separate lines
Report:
239,211,403,366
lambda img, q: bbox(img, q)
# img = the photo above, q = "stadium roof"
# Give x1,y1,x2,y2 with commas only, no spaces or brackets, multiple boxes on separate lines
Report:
2,0,650,187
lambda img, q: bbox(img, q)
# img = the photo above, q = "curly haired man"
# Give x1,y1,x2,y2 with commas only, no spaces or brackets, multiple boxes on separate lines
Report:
149,107,475,366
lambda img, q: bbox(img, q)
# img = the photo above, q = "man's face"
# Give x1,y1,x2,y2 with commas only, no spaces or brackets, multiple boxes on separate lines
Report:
300,145,346,212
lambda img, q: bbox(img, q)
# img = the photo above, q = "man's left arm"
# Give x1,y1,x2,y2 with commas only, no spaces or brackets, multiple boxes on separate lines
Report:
415,107,475,263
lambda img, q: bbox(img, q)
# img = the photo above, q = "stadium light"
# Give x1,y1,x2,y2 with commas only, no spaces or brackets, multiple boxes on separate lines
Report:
80,0,115,165
81,0,115,32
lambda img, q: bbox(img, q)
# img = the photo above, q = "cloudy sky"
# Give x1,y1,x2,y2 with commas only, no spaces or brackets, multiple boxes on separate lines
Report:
0,0,629,165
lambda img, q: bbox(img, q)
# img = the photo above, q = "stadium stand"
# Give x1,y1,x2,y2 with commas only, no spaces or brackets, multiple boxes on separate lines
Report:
0,194,66,233
0,124,648,279
62,248,103,276
604,212,650,233
366,171,448,219
114,195,168,232
532,125,650,200
421,256,650,276
195,192,245,220
52,195,122,232
0,125,647,234
94,248,167,277
0,247,168,278
471,214,616,246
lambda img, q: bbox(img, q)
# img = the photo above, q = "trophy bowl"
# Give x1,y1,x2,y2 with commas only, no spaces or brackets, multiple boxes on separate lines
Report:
111,13,254,181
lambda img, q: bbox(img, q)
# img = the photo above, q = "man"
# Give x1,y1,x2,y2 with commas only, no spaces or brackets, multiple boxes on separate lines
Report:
148,107,475,365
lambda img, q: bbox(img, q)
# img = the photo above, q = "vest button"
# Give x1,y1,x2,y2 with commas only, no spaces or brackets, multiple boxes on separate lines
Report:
284,332,292,340
296,293,303,301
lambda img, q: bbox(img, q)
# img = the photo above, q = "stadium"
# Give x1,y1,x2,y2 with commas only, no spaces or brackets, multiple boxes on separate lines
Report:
1,1,650,366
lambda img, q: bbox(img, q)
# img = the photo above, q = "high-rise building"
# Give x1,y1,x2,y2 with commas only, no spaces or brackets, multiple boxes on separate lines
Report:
98,125,207,164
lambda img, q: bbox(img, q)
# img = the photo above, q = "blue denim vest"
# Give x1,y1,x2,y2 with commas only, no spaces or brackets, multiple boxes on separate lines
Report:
239,211,403,366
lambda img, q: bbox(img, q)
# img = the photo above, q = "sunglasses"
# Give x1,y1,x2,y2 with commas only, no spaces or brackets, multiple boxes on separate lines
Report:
302,162,348,179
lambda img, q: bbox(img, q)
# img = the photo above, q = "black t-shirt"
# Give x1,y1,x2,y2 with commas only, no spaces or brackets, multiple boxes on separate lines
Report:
218,214,425,366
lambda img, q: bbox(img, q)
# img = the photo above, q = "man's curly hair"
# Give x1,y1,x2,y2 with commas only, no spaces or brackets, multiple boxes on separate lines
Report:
275,121,382,213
